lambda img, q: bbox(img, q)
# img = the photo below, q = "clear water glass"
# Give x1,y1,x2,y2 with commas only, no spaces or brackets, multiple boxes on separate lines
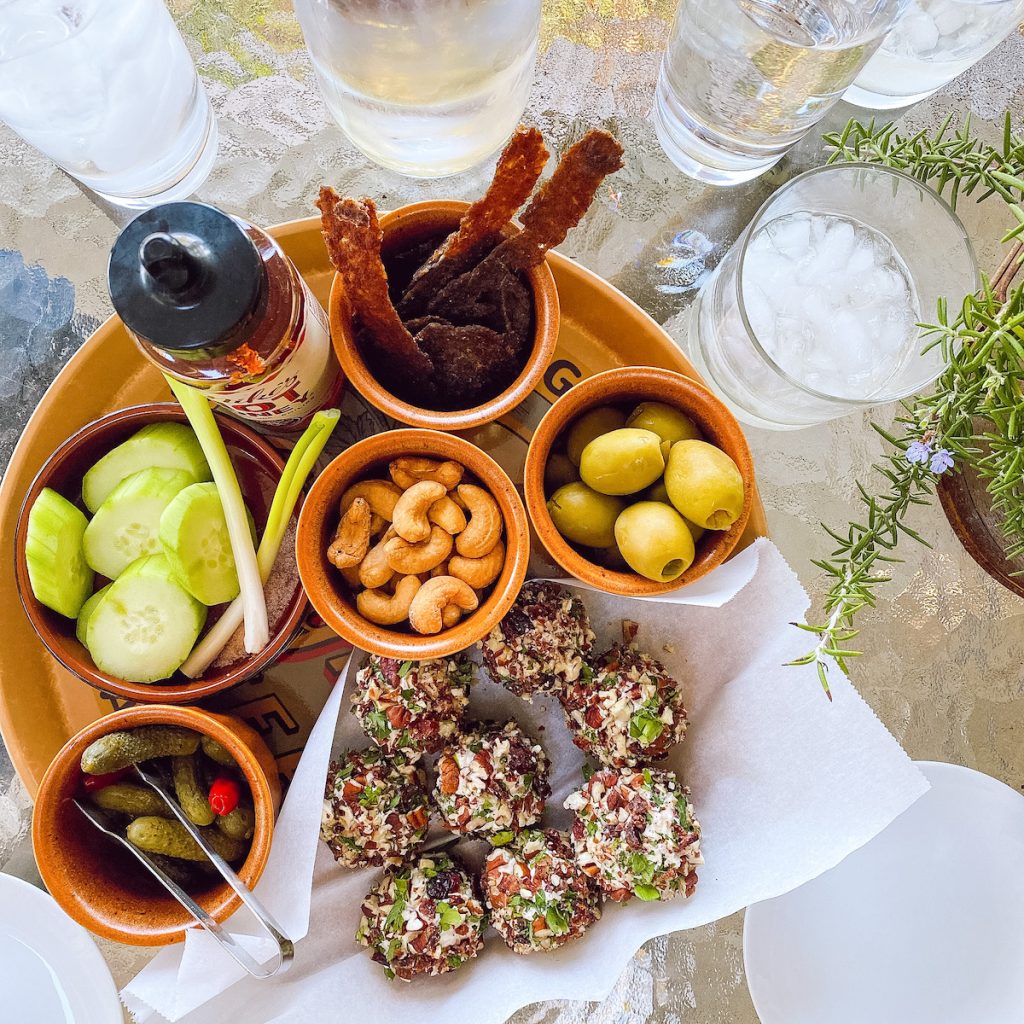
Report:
653,0,904,186
0,0,217,207
846,0,1024,109
687,164,979,430
293,0,541,178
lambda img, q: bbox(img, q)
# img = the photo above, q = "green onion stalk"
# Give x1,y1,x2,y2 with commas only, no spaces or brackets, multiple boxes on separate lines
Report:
180,407,340,677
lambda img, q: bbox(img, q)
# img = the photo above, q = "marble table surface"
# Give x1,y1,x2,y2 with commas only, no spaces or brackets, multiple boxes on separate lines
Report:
2,3,1023,1022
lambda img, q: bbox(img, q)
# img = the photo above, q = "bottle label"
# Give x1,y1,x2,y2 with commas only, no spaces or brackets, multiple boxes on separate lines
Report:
198,280,339,430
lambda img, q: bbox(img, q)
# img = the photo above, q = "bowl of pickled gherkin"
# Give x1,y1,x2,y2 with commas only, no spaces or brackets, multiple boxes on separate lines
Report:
32,704,281,946
524,366,755,596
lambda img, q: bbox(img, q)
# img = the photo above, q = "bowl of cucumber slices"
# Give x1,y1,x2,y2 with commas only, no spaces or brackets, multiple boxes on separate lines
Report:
14,404,308,703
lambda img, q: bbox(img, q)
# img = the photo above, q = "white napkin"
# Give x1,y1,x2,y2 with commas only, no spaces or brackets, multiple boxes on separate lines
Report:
122,540,928,1024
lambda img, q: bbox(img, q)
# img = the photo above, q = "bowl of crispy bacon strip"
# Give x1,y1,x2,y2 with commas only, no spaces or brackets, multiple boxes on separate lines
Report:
317,126,624,431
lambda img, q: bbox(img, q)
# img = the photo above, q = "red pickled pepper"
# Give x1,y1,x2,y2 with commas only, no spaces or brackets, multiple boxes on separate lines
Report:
208,776,240,816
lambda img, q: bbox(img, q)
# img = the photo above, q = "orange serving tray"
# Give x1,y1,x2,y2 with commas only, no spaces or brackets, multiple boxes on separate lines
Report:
0,216,767,797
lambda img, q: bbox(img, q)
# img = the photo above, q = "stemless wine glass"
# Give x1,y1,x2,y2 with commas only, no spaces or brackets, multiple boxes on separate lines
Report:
0,0,217,208
846,0,1024,109
293,0,542,178
688,164,979,429
653,0,905,186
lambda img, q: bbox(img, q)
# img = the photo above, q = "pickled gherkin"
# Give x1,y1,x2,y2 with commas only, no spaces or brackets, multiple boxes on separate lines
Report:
90,782,170,818
126,817,248,863
216,805,255,841
200,735,236,768
172,754,215,826
80,726,199,775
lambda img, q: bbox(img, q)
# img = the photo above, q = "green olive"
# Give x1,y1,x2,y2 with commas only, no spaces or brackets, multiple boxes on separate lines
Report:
685,517,706,544
579,428,665,495
614,502,695,582
547,482,624,548
665,440,745,531
565,407,627,466
646,480,670,504
626,402,702,446
544,452,579,494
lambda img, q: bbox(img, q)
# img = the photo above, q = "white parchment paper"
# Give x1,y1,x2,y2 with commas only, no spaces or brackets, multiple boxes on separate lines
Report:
122,540,929,1024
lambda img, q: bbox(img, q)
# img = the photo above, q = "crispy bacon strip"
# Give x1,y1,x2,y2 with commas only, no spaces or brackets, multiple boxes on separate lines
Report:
497,129,624,270
400,126,549,309
316,186,433,379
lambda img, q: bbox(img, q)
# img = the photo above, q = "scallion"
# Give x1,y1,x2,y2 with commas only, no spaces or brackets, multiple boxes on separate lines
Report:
180,408,339,677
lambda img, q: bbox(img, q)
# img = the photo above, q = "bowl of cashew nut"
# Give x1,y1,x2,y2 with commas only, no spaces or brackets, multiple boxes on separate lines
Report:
295,429,530,659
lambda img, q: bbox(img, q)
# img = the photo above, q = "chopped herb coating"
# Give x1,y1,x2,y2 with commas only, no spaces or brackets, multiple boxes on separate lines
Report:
321,747,429,867
433,720,551,836
481,581,595,700
481,828,602,954
560,644,689,767
565,767,702,903
356,853,486,980
352,654,473,760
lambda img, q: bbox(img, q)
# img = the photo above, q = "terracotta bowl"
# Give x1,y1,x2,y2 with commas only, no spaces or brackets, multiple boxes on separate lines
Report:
296,428,529,659
14,404,307,703
328,199,559,431
523,366,755,596
32,703,281,946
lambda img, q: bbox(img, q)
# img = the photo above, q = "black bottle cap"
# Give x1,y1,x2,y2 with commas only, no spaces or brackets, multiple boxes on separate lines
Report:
108,202,263,354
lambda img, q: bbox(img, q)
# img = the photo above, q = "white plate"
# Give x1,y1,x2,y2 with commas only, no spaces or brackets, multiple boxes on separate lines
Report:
743,761,1024,1024
0,872,122,1024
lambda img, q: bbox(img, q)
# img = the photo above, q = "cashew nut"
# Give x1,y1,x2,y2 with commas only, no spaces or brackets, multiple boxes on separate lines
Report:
449,540,505,590
408,576,479,634
454,484,503,558
441,604,463,629
359,527,397,589
429,496,467,534
385,526,453,575
340,479,402,523
338,563,363,589
356,576,422,626
389,457,464,491
429,560,450,578
392,480,446,543
328,497,372,569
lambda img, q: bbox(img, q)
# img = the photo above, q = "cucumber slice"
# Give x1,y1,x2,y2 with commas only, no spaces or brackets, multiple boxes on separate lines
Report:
25,487,94,618
85,562,207,683
159,482,256,606
82,423,211,514
76,583,111,646
83,468,194,580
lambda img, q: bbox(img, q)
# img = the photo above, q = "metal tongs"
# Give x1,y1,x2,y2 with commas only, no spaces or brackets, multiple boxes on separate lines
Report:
74,763,294,978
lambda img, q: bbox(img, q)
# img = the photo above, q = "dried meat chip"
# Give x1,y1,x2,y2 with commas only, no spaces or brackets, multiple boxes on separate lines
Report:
413,320,522,408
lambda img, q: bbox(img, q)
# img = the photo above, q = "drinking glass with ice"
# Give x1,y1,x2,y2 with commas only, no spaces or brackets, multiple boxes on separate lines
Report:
688,164,979,429
0,0,217,207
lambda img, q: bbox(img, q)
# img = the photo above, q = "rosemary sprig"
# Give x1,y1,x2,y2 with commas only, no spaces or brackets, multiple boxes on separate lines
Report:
794,115,1024,697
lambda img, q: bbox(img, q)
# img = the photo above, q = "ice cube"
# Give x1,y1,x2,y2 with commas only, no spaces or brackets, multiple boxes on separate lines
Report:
901,11,940,54
818,218,856,273
934,4,969,38
764,212,812,261
847,239,877,275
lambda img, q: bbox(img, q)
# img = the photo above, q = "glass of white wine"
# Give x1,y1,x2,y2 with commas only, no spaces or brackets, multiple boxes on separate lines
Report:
293,0,542,178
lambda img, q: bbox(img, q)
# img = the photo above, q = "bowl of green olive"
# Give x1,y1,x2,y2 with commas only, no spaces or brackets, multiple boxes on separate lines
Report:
32,704,281,946
523,366,755,596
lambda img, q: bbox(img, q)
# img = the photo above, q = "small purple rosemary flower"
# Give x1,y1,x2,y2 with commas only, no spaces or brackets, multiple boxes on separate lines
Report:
930,448,954,475
905,440,932,465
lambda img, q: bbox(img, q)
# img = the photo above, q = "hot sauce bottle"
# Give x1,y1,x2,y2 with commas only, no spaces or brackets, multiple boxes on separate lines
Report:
108,201,341,431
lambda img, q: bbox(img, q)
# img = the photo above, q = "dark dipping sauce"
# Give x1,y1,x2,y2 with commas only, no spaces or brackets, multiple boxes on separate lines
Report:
358,228,535,411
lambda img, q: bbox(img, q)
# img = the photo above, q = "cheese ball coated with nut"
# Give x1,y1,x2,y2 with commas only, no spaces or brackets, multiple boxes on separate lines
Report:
355,853,486,979
560,644,689,767
320,748,429,867
481,828,602,954
433,720,550,836
481,581,595,700
351,654,473,760
565,767,702,903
